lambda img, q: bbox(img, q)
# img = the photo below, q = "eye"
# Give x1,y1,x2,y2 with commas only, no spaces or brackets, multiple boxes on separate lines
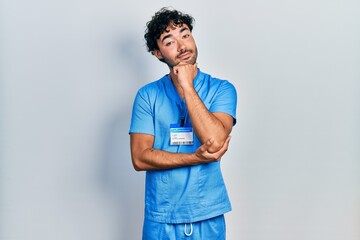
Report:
165,41,174,47
183,34,190,39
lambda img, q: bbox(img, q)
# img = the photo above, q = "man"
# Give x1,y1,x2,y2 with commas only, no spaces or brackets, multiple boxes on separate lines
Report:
129,7,237,239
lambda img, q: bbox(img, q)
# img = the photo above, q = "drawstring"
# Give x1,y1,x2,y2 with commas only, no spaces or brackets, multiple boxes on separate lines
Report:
184,223,193,237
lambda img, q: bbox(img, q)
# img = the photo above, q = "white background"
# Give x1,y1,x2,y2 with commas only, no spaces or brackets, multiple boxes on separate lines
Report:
1,0,359,239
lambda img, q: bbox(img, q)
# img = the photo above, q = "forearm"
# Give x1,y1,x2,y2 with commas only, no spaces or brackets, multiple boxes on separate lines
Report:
132,147,200,171
169,63,234,153
130,132,232,171
183,87,229,151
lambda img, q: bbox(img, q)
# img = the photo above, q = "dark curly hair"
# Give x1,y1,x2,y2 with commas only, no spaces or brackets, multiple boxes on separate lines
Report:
144,7,195,52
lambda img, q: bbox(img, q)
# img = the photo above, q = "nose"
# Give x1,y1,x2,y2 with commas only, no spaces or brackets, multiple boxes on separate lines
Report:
177,39,186,52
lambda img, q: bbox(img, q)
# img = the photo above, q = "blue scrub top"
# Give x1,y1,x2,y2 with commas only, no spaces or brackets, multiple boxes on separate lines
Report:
129,69,237,224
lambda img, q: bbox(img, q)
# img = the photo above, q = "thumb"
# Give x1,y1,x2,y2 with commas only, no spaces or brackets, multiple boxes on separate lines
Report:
198,138,214,153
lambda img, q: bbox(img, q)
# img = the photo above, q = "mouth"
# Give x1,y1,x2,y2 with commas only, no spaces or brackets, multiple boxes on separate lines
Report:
177,51,192,60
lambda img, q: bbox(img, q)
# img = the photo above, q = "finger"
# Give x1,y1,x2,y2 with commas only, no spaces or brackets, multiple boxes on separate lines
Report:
206,138,215,146
221,136,231,150
225,135,231,145
173,64,185,75
198,138,214,153
175,62,187,68
197,144,207,153
212,136,231,157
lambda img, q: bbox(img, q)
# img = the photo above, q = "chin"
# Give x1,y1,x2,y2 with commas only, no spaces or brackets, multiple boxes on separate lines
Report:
184,57,197,65
189,59,197,65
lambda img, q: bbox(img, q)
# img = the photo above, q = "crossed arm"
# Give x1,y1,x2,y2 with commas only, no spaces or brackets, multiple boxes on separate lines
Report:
130,133,231,171
130,109,233,171
130,63,234,171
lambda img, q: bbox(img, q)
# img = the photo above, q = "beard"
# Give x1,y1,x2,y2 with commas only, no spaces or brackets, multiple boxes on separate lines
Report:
162,46,198,68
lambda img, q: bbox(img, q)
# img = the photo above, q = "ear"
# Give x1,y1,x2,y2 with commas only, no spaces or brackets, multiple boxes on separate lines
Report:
152,50,163,61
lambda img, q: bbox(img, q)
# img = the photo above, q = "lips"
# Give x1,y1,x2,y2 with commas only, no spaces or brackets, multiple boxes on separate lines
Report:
178,51,191,59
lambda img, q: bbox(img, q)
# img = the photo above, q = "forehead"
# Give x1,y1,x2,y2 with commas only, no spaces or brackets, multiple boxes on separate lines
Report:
160,22,190,37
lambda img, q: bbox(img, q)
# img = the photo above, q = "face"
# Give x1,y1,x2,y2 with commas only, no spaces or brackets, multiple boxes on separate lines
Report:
153,23,198,68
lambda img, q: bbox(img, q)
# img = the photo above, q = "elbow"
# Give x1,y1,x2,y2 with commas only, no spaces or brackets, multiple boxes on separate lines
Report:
132,163,145,172
131,156,146,171
206,139,224,153
206,134,230,153
133,165,143,172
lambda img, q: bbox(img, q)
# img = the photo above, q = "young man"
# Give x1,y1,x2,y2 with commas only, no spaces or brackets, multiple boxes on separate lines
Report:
129,7,237,239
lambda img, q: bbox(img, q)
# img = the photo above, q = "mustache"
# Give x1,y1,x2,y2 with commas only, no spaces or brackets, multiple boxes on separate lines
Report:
177,50,192,58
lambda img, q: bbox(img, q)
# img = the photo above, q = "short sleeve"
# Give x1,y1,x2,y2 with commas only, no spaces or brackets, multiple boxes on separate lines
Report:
209,80,237,125
129,88,155,135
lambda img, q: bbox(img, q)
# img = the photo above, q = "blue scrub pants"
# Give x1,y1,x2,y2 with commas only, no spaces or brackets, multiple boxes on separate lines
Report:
142,215,226,240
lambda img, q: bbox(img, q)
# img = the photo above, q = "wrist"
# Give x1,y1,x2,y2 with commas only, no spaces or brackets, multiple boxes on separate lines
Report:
191,152,201,165
182,85,196,96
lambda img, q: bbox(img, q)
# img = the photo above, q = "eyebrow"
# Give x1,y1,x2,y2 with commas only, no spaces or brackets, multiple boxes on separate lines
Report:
161,26,190,43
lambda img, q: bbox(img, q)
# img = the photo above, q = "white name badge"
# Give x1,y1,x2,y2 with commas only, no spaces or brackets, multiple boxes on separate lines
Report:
170,125,194,145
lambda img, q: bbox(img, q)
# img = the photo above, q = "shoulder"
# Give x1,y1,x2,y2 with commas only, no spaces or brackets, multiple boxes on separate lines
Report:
136,76,167,97
138,77,164,92
200,71,236,93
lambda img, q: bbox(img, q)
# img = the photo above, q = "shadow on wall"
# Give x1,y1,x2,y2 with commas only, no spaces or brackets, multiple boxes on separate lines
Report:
99,34,150,240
